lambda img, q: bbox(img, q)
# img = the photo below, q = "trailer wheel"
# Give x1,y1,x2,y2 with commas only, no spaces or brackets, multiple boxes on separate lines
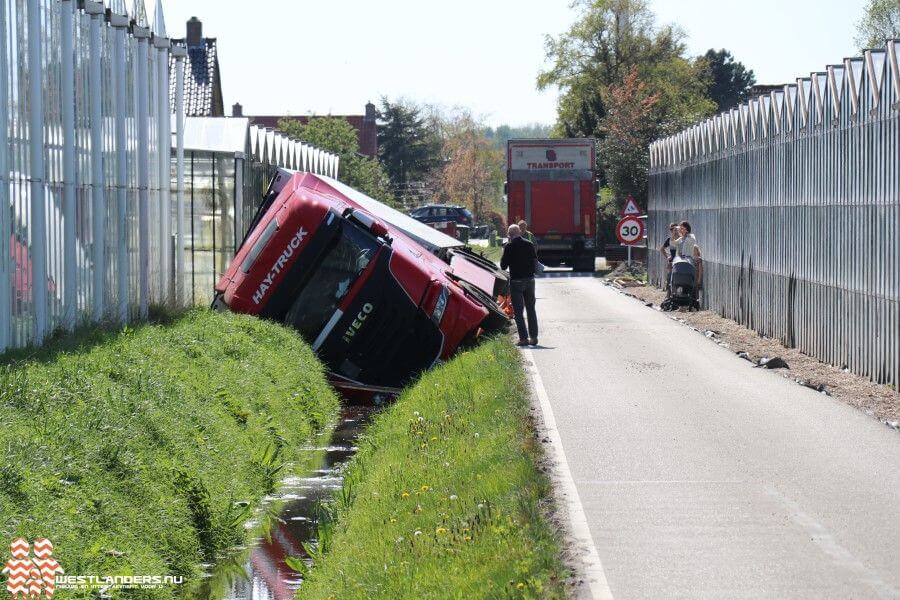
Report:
573,256,596,273
456,280,509,335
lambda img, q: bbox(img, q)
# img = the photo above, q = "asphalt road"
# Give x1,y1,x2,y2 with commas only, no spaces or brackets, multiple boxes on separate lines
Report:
525,276,900,600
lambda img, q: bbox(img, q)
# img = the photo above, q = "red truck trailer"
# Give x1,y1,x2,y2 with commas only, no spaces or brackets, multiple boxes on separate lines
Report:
213,171,508,395
506,139,598,271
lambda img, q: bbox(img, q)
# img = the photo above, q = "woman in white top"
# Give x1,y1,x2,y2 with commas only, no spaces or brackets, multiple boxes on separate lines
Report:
671,221,702,285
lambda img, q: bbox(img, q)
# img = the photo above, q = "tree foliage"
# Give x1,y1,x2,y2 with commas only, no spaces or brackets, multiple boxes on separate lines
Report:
278,116,396,206
601,68,658,212
702,49,756,112
483,123,554,149
376,99,440,203
434,112,505,224
854,0,900,50
539,0,716,209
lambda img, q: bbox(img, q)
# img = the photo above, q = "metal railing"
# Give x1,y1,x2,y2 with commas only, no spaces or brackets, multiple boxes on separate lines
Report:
0,0,339,351
648,39,900,387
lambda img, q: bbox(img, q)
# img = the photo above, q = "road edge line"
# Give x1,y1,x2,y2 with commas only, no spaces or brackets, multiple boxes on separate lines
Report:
522,348,614,600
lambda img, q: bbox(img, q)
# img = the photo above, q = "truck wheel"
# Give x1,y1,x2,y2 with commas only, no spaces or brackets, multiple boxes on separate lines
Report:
573,257,596,272
456,280,510,335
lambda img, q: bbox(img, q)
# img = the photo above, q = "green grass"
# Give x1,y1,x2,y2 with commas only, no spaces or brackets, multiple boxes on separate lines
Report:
297,338,566,599
476,245,504,265
0,309,340,598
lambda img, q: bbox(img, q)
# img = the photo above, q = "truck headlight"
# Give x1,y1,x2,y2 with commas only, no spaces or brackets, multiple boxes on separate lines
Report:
432,285,449,325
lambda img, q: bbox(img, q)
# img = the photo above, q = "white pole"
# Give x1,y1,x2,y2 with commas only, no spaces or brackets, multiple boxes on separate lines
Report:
88,2,105,321
111,8,129,323
153,35,170,304
135,31,150,319
27,0,47,345
172,44,186,307
60,0,76,331
0,0,10,349
234,155,244,249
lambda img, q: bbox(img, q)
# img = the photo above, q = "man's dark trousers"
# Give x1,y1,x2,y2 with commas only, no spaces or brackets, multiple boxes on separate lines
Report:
510,278,537,342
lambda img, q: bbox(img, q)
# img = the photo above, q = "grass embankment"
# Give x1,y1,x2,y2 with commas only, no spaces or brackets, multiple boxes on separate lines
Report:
298,338,566,599
0,310,339,596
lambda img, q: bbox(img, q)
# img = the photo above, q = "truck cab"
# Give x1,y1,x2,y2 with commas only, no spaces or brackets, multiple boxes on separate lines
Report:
214,172,502,393
506,139,598,271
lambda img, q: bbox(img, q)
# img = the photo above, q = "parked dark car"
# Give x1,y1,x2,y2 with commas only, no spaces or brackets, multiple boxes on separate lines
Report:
409,204,473,227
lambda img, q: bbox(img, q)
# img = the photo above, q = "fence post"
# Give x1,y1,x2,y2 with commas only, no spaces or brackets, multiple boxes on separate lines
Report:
234,154,244,248
134,13,151,320
0,0,10,350
153,0,170,305
110,1,129,323
172,42,186,307
60,0,77,331
86,1,106,322
27,0,47,345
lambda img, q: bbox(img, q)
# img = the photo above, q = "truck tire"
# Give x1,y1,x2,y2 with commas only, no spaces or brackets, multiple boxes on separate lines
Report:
456,280,510,335
573,256,596,273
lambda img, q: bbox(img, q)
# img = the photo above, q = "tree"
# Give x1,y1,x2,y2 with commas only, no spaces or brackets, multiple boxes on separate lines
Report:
483,123,554,149
538,0,714,214
702,49,755,112
278,117,396,206
601,68,658,209
376,99,440,204
538,0,712,139
435,112,505,224
854,0,900,50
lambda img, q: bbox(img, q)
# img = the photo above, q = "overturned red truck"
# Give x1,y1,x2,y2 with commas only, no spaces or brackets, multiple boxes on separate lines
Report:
213,170,508,395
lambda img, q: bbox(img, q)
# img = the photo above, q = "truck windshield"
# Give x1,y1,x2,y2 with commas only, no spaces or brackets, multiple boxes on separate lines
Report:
283,222,379,341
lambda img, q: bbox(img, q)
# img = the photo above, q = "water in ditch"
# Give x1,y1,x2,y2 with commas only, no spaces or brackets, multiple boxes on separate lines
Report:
188,404,373,600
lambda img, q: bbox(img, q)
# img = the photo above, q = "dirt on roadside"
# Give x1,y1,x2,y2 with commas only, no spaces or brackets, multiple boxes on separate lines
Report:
616,282,900,430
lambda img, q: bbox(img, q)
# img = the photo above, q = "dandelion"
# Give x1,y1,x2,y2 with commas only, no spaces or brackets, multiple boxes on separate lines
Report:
414,530,422,536
413,411,420,416
420,485,430,492
516,583,525,590
449,494,458,501
401,491,410,499
436,527,448,535
389,518,397,523
430,436,437,441
464,535,472,541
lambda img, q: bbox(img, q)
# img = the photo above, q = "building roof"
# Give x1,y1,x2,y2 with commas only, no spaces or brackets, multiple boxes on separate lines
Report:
168,38,224,117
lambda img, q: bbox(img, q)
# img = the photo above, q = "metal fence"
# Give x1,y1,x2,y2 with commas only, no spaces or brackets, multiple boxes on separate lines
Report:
0,0,339,351
648,40,900,387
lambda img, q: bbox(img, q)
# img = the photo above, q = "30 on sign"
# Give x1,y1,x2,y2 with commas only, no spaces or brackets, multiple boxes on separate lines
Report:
616,216,645,245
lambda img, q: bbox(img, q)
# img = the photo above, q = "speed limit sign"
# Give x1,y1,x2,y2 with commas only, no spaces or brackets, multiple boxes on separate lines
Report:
616,216,645,245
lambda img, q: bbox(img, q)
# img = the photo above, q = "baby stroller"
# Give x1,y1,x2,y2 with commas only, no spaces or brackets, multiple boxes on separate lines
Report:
661,255,700,311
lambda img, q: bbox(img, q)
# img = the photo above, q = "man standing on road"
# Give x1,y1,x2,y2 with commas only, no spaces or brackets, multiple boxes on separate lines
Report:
501,224,539,346
517,220,536,244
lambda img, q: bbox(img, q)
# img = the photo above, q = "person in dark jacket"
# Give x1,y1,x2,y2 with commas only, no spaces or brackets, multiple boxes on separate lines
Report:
500,224,539,346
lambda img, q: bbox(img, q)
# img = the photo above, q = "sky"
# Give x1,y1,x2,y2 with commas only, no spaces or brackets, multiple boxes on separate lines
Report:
160,0,868,127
